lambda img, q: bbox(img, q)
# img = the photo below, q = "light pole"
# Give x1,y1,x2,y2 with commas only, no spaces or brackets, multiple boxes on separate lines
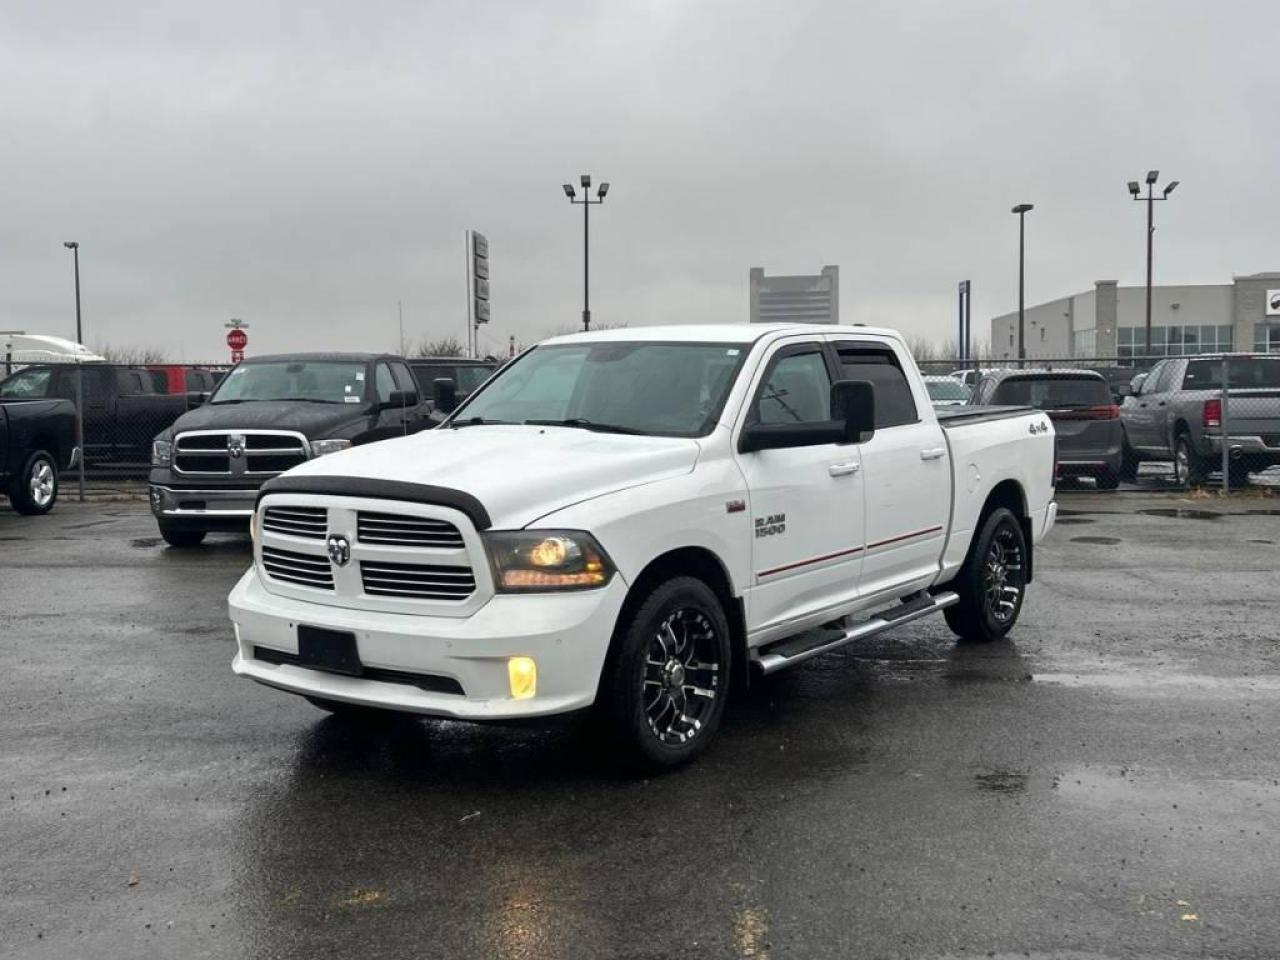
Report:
1128,171,1178,358
562,175,609,332
1011,204,1033,367
63,242,82,346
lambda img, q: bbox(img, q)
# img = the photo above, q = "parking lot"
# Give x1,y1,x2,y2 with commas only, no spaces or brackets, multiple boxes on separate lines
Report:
3,493,1279,959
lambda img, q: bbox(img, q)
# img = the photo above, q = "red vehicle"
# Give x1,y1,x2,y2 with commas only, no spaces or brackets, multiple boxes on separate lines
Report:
145,365,224,396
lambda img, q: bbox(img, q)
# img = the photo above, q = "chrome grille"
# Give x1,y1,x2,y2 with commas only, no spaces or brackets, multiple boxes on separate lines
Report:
361,560,475,600
262,506,327,539
261,546,334,590
173,431,308,476
357,511,465,547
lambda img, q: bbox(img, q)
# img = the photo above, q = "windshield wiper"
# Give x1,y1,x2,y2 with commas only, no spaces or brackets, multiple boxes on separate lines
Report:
523,418,646,435
209,399,244,405
273,397,338,404
449,417,511,429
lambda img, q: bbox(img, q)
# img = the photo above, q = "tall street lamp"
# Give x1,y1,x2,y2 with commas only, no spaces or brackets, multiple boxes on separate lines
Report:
562,174,609,332
1011,204,1034,367
63,242,82,346
1128,171,1178,358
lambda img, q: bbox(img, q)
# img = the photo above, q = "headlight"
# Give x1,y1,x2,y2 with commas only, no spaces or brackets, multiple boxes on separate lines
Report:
310,438,352,458
151,439,172,466
483,531,615,592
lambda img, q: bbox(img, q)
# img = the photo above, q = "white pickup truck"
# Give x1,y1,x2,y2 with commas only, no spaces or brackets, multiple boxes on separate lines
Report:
230,324,1057,768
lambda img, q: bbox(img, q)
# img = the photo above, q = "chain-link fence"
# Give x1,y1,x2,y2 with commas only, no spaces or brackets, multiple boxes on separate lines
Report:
916,354,1280,494
0,362,232,493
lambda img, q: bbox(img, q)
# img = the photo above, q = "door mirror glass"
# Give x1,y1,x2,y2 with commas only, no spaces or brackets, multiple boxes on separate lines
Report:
432,377,459,414
831,379,876,443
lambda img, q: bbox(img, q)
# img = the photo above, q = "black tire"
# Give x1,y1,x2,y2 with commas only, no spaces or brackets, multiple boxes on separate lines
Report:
943,507,1028,644
598,576,732,771
159,523,207,548
1174,431,1209,488
1118,433,1140,483
1095,472,1120,490
8,450,58,515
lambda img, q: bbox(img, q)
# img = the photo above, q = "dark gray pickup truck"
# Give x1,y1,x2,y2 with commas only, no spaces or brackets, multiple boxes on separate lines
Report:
1120,354,1280,486
0,398,78,514
149,353,431,546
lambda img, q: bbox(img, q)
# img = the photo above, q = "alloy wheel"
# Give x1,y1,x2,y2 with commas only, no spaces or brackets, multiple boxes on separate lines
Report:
643,607,721,745
30,460,55,508
983,524,1024,625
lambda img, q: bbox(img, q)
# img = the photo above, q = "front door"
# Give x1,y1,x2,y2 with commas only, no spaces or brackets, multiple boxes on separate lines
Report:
734,341,865,634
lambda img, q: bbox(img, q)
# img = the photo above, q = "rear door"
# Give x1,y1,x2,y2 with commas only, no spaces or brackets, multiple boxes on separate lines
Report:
1125,360,1168,451
830,338,949,598
734,340,865,633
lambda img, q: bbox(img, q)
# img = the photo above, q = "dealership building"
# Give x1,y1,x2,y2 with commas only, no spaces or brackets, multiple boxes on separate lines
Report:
989,272,1280,362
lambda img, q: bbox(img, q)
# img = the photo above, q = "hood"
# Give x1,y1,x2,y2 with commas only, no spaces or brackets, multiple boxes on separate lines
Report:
164,400,367,438
277,424,701,529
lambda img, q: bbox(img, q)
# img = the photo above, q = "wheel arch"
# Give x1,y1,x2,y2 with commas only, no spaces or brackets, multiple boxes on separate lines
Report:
976,479,1033,583
610,546,749,696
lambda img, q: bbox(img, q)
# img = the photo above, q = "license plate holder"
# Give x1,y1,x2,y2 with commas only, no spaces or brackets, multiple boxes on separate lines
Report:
297,625,362,677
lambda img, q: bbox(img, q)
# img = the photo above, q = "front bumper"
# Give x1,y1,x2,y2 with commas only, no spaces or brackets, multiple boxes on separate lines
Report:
228,567,629,720
1038,500,1057,542
150,483,258,521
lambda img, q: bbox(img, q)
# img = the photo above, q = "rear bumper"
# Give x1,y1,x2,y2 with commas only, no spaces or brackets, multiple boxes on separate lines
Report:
1055,447,1122,477
1202,434,1280,460
228,567,628,720
1037,501,1057,543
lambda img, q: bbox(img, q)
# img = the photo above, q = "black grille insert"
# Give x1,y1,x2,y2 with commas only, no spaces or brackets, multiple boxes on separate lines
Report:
252,645,464,695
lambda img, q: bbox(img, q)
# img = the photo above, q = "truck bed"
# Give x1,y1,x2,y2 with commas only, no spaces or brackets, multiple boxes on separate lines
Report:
936,405,1035,428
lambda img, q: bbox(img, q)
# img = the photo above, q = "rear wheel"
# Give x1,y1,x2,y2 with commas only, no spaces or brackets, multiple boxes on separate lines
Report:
8,450,58,515
1174,431,1209,488
599,576,731,771
944,507,1028,643
1227,461,1252,488
1095,472,1120,490
159,523,207,547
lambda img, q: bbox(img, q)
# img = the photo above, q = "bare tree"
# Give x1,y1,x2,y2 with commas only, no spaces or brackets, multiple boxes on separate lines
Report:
414,336,466,358
97,343,168,363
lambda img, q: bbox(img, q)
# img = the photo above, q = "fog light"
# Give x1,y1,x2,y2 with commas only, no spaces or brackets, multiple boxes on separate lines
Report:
508,657,537,700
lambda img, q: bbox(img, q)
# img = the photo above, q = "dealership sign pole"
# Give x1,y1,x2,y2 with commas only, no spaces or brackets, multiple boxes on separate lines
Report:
465,231,490,358
958,280,971,368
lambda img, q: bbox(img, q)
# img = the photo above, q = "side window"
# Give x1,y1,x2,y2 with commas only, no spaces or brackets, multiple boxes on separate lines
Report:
0,367,52,398
833,342,919,428
1148,361,1176,394
752,347,832,425
374,363,397,404
390,362,417,396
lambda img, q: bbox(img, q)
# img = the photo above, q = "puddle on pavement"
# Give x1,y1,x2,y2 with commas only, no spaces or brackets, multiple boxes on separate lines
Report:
1137,508,1222,520
1037,668,1280,696
975,770,1028,794
1070,536,1122,545
1054,764,1279,818
1054,517,1094,525
129,537,163,548
1244,508,1280,516
1248,538,1275,544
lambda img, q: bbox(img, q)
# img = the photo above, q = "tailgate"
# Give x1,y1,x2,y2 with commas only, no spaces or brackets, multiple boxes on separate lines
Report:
1223,391,1280,439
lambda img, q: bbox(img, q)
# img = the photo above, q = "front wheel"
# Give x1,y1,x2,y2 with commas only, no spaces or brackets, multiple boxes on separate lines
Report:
599,576,732,771
8,450,58,515
944,507,1028,643
159,523,207,547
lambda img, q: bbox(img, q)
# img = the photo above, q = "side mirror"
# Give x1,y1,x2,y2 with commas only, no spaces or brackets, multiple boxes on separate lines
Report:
738,379,876,453
380,390,418,410
432,377,458,414
830,379,876,443
185,391,210,408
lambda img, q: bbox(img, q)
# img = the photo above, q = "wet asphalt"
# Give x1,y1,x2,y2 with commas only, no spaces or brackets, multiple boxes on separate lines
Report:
2,493,1279,960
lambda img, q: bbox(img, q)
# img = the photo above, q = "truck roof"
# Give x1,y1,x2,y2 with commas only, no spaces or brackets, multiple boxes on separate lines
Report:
542,323,904,346
241,352,401,364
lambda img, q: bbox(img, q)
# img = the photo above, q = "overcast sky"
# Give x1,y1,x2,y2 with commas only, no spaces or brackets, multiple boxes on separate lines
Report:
2,0,1278,360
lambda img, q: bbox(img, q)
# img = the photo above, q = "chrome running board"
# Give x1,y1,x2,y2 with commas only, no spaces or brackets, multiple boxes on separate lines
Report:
754,591,960,676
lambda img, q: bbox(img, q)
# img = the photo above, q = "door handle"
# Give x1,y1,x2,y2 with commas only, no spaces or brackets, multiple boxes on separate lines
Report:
920,447,946,461
828,461,860,477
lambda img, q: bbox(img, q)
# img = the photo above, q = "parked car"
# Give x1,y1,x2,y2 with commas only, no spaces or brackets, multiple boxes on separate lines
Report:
229,324,1057,769
407,357,499,418
973,368,1122,488
149,353,432,547
924,375,971,408
146,364,223,397
0,396,78,514
1120,354,1280,486
0,363,188,464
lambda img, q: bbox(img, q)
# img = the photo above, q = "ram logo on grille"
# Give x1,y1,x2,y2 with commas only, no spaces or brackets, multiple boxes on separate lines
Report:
227,433,246,459
326,534,351,567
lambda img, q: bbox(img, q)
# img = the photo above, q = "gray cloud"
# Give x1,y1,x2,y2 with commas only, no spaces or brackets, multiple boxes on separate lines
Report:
2,0,1277,359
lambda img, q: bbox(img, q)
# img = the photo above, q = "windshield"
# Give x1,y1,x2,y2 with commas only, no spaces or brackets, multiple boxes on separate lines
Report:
210,361,369,404
453,342,749,437
993,375,1110,408
926,379,970,401
1184,357,1280,390
412,363,495,394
